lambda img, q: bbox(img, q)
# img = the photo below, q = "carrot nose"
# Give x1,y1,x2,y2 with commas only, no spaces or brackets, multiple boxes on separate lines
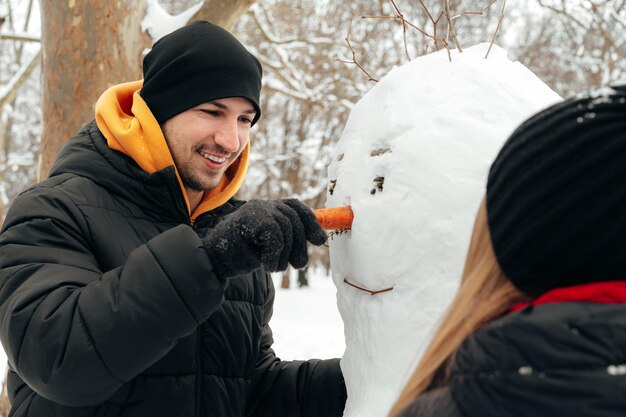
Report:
313,206,354,230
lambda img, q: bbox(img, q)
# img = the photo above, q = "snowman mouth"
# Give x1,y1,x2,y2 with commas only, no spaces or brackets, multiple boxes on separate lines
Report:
342,277,394,296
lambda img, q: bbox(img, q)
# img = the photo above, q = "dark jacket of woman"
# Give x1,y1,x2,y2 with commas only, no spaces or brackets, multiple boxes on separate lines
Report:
398,301,626,417
0,121,346,417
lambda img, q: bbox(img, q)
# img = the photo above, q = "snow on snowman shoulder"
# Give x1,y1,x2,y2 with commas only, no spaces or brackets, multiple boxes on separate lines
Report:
325,43,561,417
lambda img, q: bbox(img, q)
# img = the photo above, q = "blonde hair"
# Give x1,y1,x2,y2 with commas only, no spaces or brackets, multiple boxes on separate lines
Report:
388,198,528,417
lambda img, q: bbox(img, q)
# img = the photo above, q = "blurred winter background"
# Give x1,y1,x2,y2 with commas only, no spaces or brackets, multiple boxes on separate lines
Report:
0,0,625,414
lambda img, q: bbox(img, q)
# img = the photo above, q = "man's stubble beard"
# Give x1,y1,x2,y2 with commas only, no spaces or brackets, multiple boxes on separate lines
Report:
175,157,221,193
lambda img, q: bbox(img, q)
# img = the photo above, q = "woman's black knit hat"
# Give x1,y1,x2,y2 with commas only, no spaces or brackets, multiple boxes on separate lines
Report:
486,84,626,296
140,21,263,126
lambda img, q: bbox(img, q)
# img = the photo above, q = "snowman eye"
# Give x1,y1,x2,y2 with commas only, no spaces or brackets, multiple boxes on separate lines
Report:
337,154,344,161
328,179,337,195
370,176,384,195
370,148,391,157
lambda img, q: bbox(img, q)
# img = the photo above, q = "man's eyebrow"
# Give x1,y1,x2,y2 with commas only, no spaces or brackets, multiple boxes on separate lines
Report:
208,101,256,114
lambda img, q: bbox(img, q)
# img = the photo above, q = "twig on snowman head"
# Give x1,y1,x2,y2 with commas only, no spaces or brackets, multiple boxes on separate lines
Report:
443,0,463,53
343,278,394,296
334,14,379,82
448,0,498,20
390,0,410,60
361,1,448,59
485,0,507,59
417,1,445,52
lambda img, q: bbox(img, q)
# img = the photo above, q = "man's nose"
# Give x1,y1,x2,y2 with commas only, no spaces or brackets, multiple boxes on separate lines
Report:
214,118,240,153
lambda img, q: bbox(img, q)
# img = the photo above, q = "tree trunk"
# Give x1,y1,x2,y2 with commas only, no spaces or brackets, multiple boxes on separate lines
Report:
297,267,308,287
38,0,149,181
191,0,257,30
0,376,8,417
281,268,290,289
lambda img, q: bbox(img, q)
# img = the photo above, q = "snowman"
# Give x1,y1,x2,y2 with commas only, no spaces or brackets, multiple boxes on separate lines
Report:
325,44,561,417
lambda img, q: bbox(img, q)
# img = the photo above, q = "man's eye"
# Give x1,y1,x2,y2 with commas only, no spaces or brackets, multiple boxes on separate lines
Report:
240,117,253,124
201,109,219,116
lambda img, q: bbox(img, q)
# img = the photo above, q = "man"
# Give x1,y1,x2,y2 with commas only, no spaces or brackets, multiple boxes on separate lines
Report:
0,21,346,416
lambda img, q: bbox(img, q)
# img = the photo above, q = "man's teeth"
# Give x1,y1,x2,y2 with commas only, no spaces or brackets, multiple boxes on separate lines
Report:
200,152,226,163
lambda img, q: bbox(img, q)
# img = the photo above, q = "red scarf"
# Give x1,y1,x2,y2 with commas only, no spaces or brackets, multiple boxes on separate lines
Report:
510,280,626,312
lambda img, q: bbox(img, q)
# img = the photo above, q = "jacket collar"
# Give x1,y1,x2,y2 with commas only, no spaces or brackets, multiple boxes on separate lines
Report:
510,280,626,312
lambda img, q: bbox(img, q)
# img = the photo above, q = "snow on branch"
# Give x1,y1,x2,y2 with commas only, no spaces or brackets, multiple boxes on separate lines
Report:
142,0,203,43
247,3,352,109
249,5,335,48
0,31,40,43
611,10,626,29
263,80,353,111
536,0,587,30
249,6,323,95
0,49,41,109
251,48,316,98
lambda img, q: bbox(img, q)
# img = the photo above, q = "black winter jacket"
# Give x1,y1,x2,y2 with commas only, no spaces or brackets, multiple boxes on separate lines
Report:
398,302,626,417
0,121,346,417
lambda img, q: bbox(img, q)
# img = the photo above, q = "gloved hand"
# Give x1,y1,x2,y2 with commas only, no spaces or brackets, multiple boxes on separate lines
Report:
203,199,327,279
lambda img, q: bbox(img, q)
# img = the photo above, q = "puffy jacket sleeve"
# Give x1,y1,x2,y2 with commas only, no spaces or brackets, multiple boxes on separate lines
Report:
0,183,225,406
246,274,347,417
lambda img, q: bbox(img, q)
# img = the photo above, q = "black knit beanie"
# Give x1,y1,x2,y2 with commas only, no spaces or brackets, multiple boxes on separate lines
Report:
486,84,626,296
140,21,262,126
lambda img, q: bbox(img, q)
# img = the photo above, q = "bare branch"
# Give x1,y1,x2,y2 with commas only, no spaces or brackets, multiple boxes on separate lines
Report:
361,12,447,49
433,10,445,51
389,0,411,60
336,14,379,82
450,0,499,19
537,0,587,29
483,0,500,13
486,0,507,59
443,0,463,52
417,0,436,23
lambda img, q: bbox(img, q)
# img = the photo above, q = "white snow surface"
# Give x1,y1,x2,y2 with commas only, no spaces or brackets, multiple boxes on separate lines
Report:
142,0,202,43
326,43,562,417
270,271,345,360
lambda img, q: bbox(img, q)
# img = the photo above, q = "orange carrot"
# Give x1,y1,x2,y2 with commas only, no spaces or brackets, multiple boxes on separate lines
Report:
313,206,354,230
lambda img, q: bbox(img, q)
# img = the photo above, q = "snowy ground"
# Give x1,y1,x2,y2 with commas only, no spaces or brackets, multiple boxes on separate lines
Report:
270,269,345,360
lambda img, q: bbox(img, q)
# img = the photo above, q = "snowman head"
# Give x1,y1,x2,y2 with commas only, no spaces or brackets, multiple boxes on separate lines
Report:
326,44,561,417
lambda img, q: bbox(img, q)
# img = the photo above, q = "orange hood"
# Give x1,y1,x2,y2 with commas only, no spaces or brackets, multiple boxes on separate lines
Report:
95,80,249,222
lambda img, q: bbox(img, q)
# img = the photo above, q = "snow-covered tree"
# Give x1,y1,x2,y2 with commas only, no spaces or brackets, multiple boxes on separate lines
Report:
511,0,626,95
0,0,39,223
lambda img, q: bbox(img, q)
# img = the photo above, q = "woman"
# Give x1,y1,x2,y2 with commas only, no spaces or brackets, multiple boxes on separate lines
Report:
389,84,626,417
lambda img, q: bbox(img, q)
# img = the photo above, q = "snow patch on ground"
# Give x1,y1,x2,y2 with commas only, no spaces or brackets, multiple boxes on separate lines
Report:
270,270,345,361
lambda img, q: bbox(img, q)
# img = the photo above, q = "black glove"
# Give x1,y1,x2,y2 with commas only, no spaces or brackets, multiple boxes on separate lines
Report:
203,199,327,279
